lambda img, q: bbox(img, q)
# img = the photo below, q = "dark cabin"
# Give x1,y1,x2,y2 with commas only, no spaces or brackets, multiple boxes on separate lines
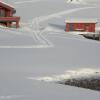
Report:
0,1,20,28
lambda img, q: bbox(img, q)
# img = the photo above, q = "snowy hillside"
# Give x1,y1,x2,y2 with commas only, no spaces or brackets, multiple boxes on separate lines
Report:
0,0,100,100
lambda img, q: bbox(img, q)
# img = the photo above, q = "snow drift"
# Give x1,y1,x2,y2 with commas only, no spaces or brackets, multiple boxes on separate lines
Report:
28,68,100,82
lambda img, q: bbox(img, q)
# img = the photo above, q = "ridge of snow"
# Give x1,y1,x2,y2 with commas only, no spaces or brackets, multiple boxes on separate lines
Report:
28,68,100,82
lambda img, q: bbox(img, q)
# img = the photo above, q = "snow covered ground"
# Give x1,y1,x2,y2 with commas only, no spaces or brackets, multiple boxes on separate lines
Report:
0,0,100,100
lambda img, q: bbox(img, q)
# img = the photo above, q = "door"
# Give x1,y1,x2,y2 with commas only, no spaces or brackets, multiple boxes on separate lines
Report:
85,24,90,32
69,23,73,31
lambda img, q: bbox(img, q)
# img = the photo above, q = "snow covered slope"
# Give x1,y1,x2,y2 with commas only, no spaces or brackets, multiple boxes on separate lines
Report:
0,0,100,100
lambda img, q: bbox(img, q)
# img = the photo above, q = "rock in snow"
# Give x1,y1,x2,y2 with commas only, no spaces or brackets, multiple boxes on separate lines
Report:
66,0,87,4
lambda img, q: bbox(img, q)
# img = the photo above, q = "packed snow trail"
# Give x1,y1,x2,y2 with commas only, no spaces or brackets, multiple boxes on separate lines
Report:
0,24,53,48
32,6,97,23
0,26,53,48
30,17,54,46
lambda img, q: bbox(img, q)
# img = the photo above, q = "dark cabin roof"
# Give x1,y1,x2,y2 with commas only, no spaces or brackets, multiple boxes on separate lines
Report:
0,1,16,14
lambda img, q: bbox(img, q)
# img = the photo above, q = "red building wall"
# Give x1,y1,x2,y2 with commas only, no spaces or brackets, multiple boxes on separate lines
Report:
66,23,70,32
66,23,96,32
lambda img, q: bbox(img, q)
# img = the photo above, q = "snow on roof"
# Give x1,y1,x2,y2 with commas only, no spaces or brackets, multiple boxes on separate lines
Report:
0,1,15,9
65,19,98,23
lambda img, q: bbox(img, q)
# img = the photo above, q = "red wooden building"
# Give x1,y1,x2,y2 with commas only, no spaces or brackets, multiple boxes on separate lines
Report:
65,19,97,32
0,1,20,28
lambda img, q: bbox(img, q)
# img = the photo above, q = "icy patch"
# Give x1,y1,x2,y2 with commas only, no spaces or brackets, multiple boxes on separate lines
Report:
28,68,100,91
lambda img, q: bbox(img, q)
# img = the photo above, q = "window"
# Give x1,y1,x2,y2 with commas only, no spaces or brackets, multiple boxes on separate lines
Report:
0,9,5,17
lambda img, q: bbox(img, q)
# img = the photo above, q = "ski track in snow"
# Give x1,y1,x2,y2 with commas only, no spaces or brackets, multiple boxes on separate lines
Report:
32,6,97,23
0,27,53,48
